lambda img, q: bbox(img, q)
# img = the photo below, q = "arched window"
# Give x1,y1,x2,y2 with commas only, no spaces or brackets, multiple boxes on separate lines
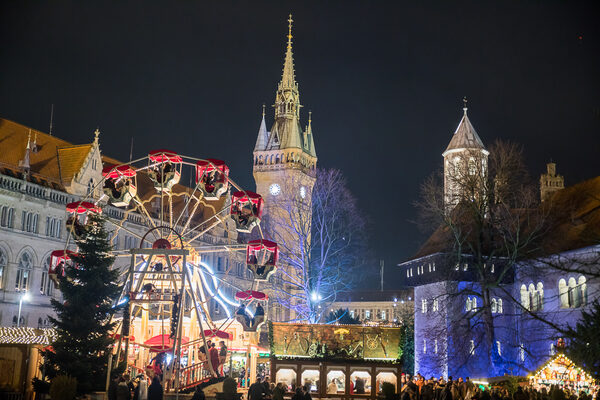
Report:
87,179,95,196
578,276,587,306
491,298,497,313
0,248,6,290
497,298,503,314
41,256,53,296
558,279,568,308
520,284,530,310
568,277,579,308
466,297,472,312
15,251,33,291
536,282,544,310
529,283,538,311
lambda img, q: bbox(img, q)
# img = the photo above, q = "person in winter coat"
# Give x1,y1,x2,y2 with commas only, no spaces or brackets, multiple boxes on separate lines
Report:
421,379,435,400
133,374,148,400
116,376,132,400
147,369,163,400
273,383,285,400
249,379,266,400
191,386,206,400
209,343,221,377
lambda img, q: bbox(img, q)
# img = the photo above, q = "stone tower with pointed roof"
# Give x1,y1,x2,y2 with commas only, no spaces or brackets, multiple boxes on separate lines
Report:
253,15,317,209
442,102,489,208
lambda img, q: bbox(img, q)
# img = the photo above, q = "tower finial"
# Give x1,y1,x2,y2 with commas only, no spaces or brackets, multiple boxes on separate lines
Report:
262,104,266,118
308,110,312,124
287,14,293,49
94,127,100,144
463,96,468,115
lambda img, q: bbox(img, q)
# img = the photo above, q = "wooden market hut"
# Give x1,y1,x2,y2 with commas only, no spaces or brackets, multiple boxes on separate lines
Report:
269,322,405,400
529,352,595,393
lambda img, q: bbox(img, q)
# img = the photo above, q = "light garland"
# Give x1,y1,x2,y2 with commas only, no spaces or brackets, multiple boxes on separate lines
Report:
0,327,57,345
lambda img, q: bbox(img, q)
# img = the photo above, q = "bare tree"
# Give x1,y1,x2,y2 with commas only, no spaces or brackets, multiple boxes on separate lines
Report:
263,168,368,323
415,140,553,374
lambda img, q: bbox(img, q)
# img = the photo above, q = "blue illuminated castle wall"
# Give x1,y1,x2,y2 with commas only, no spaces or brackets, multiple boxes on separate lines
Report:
399,246,599,379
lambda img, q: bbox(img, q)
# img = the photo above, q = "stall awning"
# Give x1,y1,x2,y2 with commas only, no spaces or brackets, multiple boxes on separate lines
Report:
143,334,189,352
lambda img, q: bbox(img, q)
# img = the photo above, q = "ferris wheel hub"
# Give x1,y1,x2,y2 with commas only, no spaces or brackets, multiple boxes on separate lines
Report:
152,238,172,250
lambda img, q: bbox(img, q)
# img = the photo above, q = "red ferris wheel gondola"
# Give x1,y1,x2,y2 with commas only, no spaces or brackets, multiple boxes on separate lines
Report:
147,149,182,192
195,159,229,200
230,191,263,233
246,239,278,281
49,250,78,287
102,164,137,207
65,201,101,237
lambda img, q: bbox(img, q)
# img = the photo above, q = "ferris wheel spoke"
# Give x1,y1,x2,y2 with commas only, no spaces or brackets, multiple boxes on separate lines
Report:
181,210,229,243
172,182,204,234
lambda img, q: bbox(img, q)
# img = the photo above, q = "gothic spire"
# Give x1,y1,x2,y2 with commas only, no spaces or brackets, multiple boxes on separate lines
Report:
280,14,296,90
254,104,269,151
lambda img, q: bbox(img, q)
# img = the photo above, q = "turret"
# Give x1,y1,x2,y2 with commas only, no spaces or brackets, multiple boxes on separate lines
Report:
442,100,489,208
540,162,564,202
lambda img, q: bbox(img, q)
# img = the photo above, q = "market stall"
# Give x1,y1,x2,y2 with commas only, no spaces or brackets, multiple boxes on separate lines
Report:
529,353,595,393
269,322,404,400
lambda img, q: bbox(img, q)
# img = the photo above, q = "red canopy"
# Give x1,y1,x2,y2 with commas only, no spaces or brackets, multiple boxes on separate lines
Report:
203,329,232,340
102,164,136,179
247,239,277,251
196,159,228,172
144,334,189,352
66,201,101,214
148,149,183,163
50,250,78,262
235,290,268,301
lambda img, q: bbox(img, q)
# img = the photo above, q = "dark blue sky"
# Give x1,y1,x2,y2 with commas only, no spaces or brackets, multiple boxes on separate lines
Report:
1,1,599,288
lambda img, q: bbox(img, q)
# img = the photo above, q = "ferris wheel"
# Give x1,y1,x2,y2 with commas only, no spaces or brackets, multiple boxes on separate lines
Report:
47,149,280,385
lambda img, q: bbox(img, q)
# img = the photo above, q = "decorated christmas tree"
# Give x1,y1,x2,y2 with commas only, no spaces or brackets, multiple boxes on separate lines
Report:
41,212,121,394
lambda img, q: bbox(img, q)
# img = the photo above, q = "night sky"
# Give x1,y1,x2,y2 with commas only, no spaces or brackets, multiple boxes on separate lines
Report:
1,1,599,288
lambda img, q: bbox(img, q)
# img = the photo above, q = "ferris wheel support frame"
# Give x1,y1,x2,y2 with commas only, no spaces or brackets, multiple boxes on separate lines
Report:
114,247,218,396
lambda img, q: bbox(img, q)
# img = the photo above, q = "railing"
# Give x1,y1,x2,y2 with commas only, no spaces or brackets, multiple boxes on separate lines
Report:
0,174,75,205
179,361,210,389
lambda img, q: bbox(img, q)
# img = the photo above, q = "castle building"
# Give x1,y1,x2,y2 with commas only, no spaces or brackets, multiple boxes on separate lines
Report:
399,106,600,379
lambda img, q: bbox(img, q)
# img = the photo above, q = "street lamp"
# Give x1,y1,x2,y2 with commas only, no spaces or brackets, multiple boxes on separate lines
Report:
17,292,30,328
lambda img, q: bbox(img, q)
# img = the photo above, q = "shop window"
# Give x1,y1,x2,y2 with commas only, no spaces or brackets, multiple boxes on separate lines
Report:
350,371,371,394
326,370,345,394
376,372,397,394
301,369,320,393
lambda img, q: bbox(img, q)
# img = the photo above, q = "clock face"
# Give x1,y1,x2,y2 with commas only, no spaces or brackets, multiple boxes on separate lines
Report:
300,186,306,199
269,183,281,196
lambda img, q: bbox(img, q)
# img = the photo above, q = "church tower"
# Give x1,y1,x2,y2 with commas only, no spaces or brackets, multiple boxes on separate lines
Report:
253,15,317,209
442,101,489,208
540,162,564,201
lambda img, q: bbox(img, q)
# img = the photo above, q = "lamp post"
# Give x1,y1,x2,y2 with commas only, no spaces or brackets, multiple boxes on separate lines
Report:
17,292,30,328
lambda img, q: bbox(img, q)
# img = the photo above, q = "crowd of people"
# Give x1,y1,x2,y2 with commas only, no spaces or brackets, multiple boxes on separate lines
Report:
107,367,164,400
400,375,598,400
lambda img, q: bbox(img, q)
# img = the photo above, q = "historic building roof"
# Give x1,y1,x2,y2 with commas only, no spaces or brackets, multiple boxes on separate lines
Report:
407,175,600,262
0,327,57,345
443,107,486,156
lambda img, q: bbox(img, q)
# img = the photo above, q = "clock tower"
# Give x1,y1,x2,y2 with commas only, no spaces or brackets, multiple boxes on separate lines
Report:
252,14,317,221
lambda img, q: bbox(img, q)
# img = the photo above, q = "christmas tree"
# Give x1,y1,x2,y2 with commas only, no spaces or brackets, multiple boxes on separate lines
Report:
42,212,121,394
